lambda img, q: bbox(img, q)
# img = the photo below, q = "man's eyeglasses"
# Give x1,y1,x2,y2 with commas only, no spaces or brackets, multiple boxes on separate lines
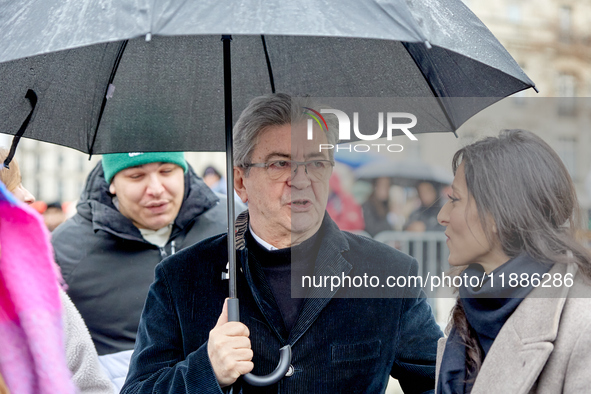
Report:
245,160,334,181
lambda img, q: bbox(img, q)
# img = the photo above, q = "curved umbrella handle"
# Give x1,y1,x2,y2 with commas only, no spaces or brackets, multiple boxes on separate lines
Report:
242,345,292,386
227,298,292,387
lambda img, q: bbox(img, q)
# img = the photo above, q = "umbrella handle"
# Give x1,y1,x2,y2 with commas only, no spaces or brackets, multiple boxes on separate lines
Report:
242,346,292,387
227,298,293,387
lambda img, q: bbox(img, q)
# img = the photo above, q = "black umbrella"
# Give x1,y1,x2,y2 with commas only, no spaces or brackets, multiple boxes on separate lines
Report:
0,0,536,154
0,0,535,387
1,33,535,154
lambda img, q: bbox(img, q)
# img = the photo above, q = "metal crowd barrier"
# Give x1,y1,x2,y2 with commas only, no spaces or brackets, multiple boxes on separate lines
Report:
373,231,451,317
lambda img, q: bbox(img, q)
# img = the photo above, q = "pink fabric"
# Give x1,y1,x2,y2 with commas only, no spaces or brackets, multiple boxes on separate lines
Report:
0,193,76,394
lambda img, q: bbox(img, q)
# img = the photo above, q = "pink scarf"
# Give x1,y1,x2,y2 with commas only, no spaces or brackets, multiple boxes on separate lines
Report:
0,182,75,394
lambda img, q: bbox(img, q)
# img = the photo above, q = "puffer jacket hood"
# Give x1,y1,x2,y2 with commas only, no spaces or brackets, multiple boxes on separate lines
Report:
53,160,232,356
76,161,220,241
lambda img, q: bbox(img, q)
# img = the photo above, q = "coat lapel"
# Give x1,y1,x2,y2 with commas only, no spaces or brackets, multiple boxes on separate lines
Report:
470,322,554,394
469,263,575,394
287,215,352,346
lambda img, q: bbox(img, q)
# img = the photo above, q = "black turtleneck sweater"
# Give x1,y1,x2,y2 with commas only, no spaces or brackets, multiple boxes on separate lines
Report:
245,227,323,332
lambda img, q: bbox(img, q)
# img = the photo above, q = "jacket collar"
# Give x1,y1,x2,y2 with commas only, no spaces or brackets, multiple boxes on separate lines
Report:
235,210,249,250
77,161,219,242
234,210,350,255
237,211,352,345
437,262,577,394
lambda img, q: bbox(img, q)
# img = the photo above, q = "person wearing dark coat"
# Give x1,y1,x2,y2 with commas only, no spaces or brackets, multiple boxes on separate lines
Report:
52,152,240,390
121,94,443,394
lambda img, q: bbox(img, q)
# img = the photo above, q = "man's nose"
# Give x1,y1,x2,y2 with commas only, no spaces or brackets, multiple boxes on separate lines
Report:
288,163,312,189
146,174,165,195
437,202,449,226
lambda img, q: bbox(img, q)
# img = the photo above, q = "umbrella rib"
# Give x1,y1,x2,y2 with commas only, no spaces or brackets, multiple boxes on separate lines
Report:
4,89,37,168
88,40,129,156
401,42,458,137
261,35,276,94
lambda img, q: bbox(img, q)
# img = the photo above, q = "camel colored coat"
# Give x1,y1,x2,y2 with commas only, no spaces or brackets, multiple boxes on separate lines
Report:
436,263,591,394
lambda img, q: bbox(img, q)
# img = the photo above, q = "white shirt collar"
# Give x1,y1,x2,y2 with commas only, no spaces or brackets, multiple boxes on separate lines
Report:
248,223,278,251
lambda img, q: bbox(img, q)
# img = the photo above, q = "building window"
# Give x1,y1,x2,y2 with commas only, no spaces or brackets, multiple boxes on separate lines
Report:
559,5,572,43
34,151,41,172
557,136,577,180
34,179,41,200
507,3,521,23
557,73,577,116
57,179,64,202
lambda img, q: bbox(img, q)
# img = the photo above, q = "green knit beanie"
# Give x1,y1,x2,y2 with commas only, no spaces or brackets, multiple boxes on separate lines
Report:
102,152,188,184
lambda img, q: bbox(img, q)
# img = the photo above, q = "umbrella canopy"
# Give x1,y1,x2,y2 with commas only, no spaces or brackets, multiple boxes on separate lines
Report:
0,0,534,387
0,0,534,154
355,159,454,187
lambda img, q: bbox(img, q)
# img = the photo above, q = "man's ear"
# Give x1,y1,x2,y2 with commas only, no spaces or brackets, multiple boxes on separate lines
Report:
109,183,116,195
233,167,248,203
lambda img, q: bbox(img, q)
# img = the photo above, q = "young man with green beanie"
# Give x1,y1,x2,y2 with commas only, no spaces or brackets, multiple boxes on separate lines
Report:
52,151,243,391
102,152,188,233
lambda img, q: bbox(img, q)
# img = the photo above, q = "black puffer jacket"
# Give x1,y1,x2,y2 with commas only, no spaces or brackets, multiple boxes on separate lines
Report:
52,161,232,355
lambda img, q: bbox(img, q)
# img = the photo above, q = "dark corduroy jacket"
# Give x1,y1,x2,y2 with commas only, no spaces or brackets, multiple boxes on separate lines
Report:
121,212,443,394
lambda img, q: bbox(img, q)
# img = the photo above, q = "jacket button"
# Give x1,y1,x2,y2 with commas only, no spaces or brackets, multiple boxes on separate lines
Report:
285,365,294,377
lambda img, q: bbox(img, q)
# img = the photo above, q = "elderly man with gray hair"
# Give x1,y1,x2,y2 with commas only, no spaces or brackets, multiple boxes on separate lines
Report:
122,93,442,394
